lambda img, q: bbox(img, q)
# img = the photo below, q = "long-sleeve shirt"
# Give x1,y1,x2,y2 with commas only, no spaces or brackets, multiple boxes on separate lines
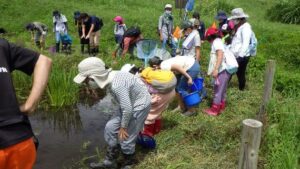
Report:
230,22,252,58
110,72,151,128
53,14,68,32
158,13,174,39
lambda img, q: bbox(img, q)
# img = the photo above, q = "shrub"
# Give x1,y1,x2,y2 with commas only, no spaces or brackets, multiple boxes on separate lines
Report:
200,0,235,18
267,0,300,24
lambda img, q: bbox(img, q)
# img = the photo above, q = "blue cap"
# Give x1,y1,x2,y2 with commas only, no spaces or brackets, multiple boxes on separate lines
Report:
215,11,227,20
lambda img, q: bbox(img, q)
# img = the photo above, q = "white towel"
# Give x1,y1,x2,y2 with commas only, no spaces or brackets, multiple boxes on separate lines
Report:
182,30,197,49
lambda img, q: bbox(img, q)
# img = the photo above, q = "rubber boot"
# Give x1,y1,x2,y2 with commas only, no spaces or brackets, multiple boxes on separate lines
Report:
220,100,226,111
204,104,221,116
40,41,45,51
154,119,162,135
95,45,99,54
120,153,136,169
90,146,119,169
81,44,84,54
35,41,41,49
91,47,96,56
87,44,91,55
55,43,60,53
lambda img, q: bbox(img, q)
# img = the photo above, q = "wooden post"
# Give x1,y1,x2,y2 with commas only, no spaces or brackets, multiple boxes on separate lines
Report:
238,119,263,169
257,60,276,121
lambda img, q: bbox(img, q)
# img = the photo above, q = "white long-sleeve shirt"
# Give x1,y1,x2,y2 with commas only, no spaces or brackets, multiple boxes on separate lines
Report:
230,22,252,58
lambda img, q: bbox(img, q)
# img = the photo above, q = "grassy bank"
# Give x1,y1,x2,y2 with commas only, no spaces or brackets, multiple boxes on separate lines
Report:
2,0,299,168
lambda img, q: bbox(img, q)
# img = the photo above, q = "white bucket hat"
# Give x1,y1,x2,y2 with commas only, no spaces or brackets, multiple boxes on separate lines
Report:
73,57,113,89
228,8,249,20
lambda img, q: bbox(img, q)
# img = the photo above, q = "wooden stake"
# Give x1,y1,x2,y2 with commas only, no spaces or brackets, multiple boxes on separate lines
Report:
238,119,263,169
257,60,276,121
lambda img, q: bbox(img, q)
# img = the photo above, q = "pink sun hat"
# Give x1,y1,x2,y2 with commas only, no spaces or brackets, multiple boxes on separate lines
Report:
113,16,123,22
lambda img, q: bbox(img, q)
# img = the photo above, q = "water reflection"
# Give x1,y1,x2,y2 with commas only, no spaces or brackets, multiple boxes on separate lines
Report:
30,94,119,169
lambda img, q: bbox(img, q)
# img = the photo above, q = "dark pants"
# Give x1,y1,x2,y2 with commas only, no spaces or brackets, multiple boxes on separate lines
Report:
236,57,250,90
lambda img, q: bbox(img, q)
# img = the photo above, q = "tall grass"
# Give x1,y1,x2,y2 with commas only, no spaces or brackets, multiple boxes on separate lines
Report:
47,58,79,107
265,98,300,169
12,71,32,102
267,0,300,24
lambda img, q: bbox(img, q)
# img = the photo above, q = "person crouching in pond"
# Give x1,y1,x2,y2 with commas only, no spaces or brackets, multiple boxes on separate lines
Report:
204,27,231,116
73,57,151,169
149,56,200,116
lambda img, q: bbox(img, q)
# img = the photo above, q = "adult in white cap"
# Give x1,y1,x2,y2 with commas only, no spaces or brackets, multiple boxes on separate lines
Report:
228,8,254,90
158,4,177,57
73,57,151,169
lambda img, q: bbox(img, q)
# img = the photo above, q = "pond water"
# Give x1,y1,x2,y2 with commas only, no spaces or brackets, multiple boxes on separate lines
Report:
30,94,119,169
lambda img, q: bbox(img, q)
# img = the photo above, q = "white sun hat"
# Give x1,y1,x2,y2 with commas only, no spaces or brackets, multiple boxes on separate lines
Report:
228,8,249,20
73,57,113,89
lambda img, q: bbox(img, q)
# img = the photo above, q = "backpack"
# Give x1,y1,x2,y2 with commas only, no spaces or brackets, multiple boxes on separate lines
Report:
123,26,141,38
119,26,141,49
99,18,104,29
141,67,177,93
248,31,257,56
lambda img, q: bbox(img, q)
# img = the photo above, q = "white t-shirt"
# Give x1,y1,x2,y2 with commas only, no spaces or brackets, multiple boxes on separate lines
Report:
53,14,68,32
160,56,195,71
182,30,201,58
211,38,225,54
207,38,226,75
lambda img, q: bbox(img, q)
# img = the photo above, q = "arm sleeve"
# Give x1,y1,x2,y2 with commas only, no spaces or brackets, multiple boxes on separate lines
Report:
158,16,163,30
113,86,133,128
62,15,68,22
9,43,40,75
239,25,252,57
213,39,225,52
114,24,117,34
35,24,44,33
194,33,201,47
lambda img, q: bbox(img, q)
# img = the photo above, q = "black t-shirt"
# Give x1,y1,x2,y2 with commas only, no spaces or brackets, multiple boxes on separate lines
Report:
0,38,39,149
84,16,103,32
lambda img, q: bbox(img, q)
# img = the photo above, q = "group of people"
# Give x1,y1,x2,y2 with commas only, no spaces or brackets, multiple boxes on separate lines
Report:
0,3,257,169
25,10,104,55
72,6,256,169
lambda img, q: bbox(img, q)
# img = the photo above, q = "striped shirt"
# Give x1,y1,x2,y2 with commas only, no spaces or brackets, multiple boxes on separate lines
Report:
110,72,151,128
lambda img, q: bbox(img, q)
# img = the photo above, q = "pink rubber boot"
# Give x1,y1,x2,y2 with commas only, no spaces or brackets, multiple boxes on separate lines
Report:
204,104,221,116
220,100,226,111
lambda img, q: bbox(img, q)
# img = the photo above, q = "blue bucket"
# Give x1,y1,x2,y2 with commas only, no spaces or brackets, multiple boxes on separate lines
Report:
190,77,203,92
183,91,201,107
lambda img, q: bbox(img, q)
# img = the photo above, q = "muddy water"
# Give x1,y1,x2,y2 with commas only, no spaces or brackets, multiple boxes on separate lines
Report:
30,95,119,169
